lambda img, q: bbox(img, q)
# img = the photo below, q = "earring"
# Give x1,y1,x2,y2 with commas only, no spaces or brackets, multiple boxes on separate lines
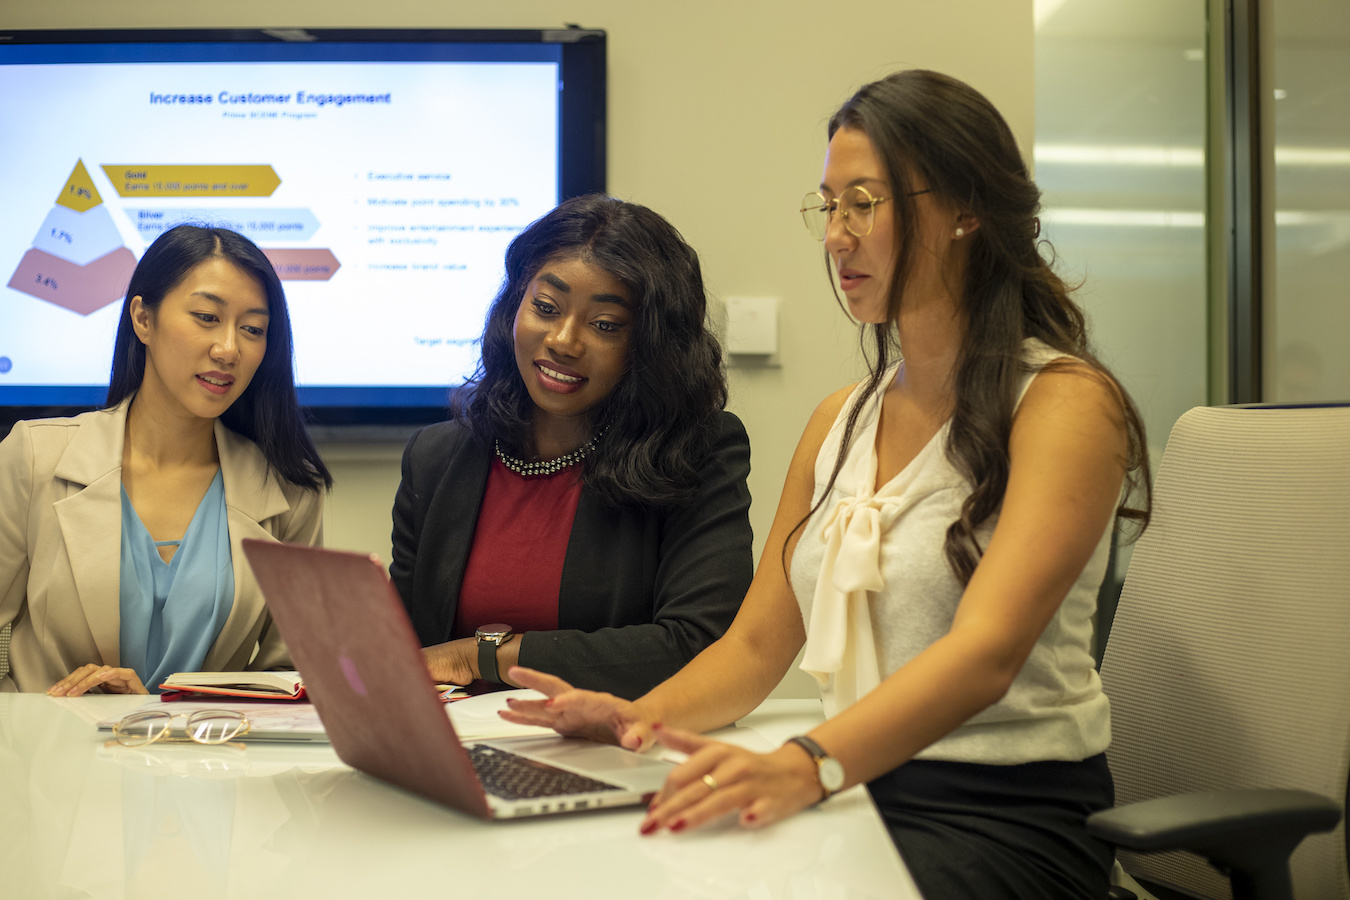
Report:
954,227,965,238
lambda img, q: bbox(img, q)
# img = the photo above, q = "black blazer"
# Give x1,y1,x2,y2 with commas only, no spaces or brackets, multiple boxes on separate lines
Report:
389,412,753,699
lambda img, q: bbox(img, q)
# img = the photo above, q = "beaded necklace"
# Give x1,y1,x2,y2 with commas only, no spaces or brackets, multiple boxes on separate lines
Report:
494,432,601,477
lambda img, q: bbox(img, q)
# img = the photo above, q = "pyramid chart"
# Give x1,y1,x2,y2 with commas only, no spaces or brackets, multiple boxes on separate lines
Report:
7,160,138,316
97,162,341,283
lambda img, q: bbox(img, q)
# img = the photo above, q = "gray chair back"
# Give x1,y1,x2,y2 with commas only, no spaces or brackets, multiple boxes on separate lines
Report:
1101,405,1350,899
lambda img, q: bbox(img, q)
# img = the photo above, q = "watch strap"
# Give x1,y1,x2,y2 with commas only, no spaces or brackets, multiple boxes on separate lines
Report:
786,735,837,802
477,632,513,683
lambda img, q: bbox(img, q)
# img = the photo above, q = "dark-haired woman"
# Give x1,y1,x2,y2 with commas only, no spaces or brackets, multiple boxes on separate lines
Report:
500,71,1151,899
0,225,330,695
390,194,752,701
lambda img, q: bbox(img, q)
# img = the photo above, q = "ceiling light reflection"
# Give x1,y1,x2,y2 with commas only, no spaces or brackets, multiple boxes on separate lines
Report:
1042,209,1350,227
1042,209,1205,227
1035,144,1350,167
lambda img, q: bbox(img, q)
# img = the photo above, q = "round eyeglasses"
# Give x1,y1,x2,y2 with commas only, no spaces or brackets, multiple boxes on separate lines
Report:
110,708,251,748
799,185,932,241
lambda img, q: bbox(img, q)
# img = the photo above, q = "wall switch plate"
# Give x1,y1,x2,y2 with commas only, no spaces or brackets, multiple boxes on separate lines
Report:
726,296,779,356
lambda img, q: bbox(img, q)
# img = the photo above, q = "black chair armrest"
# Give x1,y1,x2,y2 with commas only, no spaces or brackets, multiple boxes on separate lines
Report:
1088,789,1340,900
1086,788,1340,852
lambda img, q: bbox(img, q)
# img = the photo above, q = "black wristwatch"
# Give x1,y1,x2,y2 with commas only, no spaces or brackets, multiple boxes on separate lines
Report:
786,735,845,803
475,623,514,684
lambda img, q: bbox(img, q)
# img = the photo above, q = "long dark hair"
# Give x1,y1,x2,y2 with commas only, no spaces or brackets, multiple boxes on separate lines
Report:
108,225,331,490
457,194,727,508
804,70,1150,584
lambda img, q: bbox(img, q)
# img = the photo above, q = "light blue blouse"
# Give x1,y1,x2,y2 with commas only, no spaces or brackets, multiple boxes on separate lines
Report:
119,470,234,691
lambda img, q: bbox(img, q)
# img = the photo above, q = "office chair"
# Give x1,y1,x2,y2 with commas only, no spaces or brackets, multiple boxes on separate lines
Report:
1087,405,1349,900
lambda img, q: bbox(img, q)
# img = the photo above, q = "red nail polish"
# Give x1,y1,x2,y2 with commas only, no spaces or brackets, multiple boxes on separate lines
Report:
544,699,554,707
670,819,686,832
745,812,757,823
652,722,663,731
639,820,657,835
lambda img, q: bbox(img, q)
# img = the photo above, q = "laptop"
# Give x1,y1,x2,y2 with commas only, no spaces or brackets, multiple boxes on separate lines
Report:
240,539,674,819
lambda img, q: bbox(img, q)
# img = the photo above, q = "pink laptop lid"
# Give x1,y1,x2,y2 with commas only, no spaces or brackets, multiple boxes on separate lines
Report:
241,539,491,818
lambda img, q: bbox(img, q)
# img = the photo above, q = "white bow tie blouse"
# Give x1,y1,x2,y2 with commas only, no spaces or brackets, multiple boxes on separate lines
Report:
790,340,1112,765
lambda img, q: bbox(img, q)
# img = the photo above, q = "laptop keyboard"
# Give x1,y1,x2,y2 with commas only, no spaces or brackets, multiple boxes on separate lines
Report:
467,744,626,800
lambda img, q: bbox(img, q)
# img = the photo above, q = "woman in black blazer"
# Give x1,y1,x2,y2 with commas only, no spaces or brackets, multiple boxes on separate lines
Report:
390,195,752,700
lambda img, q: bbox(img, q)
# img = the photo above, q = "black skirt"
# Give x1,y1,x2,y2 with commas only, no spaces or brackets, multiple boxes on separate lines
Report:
867,753,1114,900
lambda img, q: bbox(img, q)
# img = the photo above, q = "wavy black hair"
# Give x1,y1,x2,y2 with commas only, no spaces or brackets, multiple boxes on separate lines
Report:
456,194,727,508
803,70,1150,584
107,224,331,490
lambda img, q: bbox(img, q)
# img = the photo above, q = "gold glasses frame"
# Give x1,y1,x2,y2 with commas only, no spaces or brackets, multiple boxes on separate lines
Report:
108,708,252,750
799,184,933,241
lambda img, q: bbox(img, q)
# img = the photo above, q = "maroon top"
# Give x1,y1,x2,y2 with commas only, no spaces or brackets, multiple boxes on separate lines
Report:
451,457,583,640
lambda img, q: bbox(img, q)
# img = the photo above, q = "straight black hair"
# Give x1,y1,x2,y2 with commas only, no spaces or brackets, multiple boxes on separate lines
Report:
457,194,728,508
107,225,331,490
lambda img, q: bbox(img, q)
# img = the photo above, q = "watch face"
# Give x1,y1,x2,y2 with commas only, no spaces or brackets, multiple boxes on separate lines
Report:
819,757,845,792
476,623,513,642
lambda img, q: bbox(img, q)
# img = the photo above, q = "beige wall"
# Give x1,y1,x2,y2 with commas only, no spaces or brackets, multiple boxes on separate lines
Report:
5,1,1034,694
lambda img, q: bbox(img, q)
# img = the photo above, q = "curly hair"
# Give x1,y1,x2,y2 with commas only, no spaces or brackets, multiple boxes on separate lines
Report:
456,194,728,508
803,70,1150,584
107,225,331,490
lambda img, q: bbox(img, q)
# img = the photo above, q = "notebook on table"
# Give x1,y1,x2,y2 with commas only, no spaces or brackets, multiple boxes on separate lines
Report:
240,539,673,819
158,670,307,700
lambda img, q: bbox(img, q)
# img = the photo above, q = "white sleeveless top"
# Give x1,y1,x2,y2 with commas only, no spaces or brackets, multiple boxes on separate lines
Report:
789,339,1112,764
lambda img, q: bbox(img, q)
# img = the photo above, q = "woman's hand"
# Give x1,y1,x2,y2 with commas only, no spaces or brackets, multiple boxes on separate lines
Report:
639,726,824,835
499,666,655,750
423,638,479,686
47,665,148,697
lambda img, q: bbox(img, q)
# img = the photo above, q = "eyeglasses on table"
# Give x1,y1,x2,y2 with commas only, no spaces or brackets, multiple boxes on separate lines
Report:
108,708,252,750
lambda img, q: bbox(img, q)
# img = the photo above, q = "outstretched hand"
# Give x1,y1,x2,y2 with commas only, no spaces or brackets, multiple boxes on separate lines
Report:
499,666,655,751
500,669,826,836
638,725,824,835
48,665,148,697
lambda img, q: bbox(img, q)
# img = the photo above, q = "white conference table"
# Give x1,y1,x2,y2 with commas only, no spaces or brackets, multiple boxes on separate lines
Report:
0,693,919,900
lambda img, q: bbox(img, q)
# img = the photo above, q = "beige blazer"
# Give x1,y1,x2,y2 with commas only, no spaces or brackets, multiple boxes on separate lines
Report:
0,398,324,692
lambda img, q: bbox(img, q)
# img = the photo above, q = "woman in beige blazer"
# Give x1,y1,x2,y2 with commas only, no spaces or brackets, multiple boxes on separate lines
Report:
0,225,331,694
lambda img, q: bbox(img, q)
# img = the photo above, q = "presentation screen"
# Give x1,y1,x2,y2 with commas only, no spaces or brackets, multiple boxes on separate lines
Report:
0,28,606,426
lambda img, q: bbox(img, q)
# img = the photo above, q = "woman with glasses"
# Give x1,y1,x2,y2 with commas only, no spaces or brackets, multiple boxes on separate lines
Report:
390,194,752,700
0,225,330,696
500,71,1151,898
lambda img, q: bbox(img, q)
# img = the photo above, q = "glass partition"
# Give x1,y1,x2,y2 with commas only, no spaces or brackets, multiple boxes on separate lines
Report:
1035,0,1211,603
1267,1,1350,402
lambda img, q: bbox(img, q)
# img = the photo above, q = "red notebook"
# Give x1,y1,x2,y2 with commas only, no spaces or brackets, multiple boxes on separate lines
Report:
158,670,307,701
157,670,469,703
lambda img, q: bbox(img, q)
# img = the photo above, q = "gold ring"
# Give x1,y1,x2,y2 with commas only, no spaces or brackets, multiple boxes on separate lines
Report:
702,773,719,792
